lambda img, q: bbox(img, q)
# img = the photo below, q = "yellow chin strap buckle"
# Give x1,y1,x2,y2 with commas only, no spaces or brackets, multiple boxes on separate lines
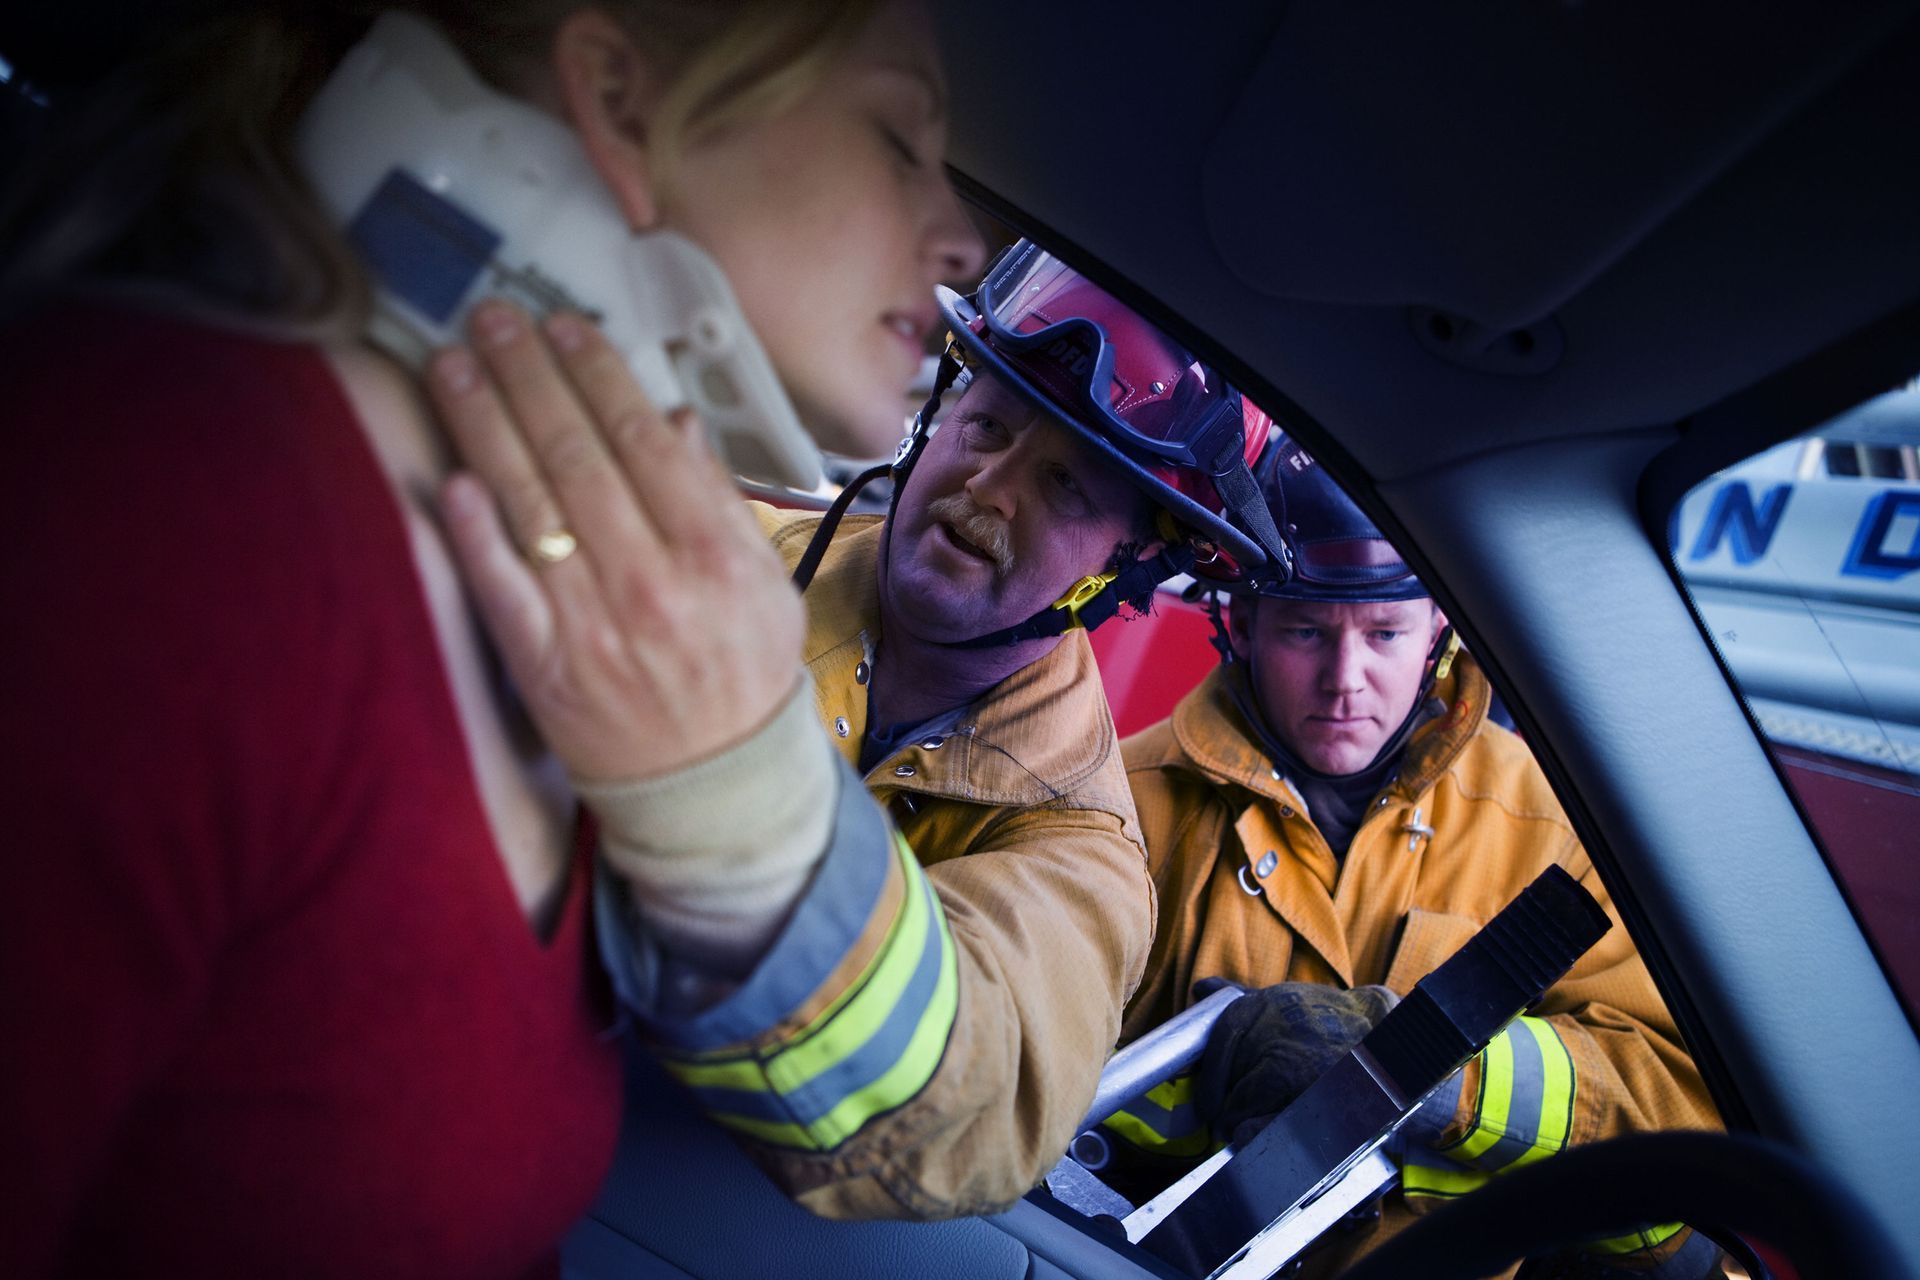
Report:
1433,631,1462,681
1052,571,1122,629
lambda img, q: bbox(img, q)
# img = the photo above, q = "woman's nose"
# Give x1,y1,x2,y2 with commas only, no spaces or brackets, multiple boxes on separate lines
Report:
924,183,987,284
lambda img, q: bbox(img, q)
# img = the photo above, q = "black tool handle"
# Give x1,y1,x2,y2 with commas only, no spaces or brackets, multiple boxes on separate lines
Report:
1366,864,1611,1100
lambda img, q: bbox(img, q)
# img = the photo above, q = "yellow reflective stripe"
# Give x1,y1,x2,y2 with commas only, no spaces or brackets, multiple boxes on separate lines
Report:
1407,1018,1578,1199
1401,1161,1493,1199
1100,1111,1214,1157
1099,1072,1211,1156
664,840,925,1090
804,894,958,1148
660,1049,764,1093
1586,1222,1688,1255
1508,1016,1574,1169
764,836,934,1096
666,833,924,1092
1448,1016,1576,1170
660,835,960,1151
703,1110,816,1149
1456,1024,1517,1163
1104,1110,1173,1150
1145,1075,1194,1111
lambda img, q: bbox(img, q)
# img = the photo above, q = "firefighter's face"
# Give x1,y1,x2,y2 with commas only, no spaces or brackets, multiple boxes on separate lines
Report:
1231,596,1446,776
882,372,1157,644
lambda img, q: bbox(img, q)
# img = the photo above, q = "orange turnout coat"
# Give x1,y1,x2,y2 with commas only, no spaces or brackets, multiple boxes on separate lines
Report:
624,505,1155,1220
1119,656,1718,1270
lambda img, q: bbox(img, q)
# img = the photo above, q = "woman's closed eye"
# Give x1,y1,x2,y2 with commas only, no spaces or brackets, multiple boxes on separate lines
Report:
877,120,923,169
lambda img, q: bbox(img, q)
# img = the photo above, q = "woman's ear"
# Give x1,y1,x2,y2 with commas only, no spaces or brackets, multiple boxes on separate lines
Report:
1226,595,1256,662
551,8,665,231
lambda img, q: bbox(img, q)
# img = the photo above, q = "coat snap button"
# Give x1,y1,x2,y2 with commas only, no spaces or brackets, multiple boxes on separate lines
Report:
1256,850,1278,878
920,736,944,750
1279,806,1294,819
1269,768,1281,781
1377,797,1390,808
854,661,871,685
834,717,850,737
894,764,916,778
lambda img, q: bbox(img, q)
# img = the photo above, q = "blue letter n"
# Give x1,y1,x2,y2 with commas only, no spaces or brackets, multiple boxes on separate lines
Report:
1690,482,1791,566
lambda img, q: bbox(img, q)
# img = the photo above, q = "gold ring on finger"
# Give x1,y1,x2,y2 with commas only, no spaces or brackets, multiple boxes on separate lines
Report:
530,528,580,565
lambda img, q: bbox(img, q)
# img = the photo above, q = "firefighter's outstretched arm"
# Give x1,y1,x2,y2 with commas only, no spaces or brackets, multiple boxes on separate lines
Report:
431,306,1157,1220
601,794,1155,1220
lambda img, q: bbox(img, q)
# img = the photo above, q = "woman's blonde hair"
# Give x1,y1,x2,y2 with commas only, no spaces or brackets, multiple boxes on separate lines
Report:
0,0,883,327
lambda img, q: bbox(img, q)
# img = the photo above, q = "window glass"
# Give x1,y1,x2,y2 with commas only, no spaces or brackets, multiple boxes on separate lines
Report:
1669,381,1920,1019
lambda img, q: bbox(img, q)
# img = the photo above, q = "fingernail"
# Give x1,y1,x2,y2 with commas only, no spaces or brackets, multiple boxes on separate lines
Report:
545,312,587,353
474,302,521,348
433,348,478,394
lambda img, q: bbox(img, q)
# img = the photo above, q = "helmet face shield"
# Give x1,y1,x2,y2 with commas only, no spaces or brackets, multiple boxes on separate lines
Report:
973,242,1247,475
1289,535,1425,598
1230,432,1430,603
934,241,1295,577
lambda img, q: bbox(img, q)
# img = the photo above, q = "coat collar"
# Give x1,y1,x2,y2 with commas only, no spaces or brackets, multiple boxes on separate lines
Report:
1168,657,1494,987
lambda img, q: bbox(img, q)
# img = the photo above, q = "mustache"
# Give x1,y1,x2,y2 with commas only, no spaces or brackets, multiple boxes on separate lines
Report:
925,494,1015,574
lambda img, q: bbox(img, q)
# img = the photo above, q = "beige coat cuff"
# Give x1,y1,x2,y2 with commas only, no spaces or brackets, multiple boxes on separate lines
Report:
576,673,837,976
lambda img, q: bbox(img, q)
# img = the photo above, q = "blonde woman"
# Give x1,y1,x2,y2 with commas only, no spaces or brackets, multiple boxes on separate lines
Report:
0,2,982,1274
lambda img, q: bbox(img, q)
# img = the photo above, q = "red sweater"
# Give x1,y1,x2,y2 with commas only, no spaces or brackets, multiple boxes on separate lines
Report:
0,305,621,1277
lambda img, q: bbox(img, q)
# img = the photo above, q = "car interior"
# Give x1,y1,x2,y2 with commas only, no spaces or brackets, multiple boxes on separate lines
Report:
565,4,1920,1277
4,3,1916,1278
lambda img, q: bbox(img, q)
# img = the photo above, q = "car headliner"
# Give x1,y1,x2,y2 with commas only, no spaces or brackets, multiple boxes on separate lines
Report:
938,1,1920,482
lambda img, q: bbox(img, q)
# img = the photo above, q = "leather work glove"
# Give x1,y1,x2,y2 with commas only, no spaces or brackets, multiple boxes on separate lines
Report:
1196,982,1401,1146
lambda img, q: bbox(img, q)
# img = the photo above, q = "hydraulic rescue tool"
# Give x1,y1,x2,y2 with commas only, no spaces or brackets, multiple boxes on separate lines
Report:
1048,864,1612,1280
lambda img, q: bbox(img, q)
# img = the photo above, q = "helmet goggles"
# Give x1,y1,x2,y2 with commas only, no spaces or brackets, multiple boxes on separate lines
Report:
1232,436,1428,603
1287,536,1424,597
972,243,1247,474
934,242,1292,575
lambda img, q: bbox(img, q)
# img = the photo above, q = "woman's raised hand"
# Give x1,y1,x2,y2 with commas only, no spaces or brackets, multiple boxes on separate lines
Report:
429,300,807,783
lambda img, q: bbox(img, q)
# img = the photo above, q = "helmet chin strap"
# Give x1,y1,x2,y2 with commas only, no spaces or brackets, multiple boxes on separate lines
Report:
1211,449,1293,583
790,348,961,594
936,540,1198,650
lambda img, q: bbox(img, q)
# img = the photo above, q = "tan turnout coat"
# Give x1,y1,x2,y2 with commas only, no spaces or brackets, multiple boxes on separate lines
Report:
752,504,1156,1219
1121,657,1718,1267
